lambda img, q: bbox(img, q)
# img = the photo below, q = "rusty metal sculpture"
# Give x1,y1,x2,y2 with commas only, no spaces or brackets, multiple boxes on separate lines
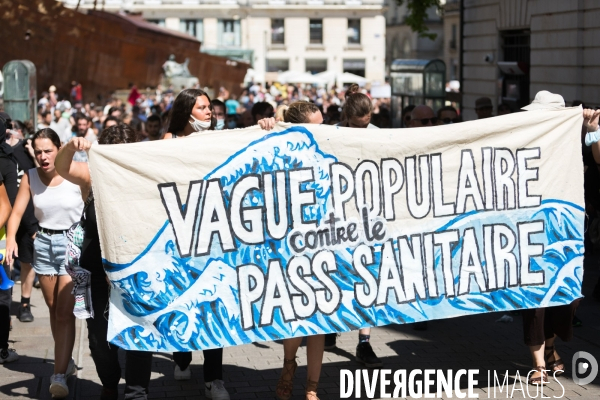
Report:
0,0,248,102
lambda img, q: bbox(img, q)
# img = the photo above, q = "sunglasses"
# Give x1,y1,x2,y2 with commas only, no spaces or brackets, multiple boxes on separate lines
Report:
414,117,438,125
442,118,460,124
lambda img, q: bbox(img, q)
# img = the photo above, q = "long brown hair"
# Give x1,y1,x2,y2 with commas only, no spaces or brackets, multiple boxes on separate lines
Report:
166,88,215,134
341,84,372,122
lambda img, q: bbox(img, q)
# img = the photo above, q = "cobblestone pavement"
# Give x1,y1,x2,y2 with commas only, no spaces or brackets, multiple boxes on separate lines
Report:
2,258,599,400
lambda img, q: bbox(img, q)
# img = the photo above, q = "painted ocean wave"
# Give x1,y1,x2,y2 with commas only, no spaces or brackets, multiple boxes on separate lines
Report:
104,127,584,351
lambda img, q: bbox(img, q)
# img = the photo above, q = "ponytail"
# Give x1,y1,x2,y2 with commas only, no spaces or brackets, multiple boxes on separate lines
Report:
275,104,289,122
341,84,372,122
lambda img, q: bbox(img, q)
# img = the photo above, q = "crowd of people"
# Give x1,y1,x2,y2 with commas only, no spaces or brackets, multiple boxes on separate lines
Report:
0,80,598,400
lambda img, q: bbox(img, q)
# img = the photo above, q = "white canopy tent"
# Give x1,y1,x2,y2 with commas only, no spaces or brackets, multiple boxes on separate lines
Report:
336,72,367,86
315,70,337,87
315,71,368,87
277,70,327,85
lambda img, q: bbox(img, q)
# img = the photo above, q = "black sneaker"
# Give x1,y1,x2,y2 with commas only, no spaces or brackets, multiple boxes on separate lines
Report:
356,342,383,368
324,333,337,350
17,304,34,323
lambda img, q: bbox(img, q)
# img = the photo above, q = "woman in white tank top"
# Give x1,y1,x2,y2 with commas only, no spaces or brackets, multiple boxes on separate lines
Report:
5,128,83,398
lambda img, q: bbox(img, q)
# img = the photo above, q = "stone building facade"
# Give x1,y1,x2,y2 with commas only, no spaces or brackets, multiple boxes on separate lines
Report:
384,0,444,72
62,0,386,84
462,0,600,120
442,0,460,83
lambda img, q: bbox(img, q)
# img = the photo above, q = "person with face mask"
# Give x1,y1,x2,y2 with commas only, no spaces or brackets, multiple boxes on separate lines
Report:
210,99,227,130
163,89,215,139
162,89,230,400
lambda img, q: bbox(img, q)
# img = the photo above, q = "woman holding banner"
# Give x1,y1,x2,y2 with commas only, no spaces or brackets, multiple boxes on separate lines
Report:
322,85,384,369
5,128,82,398
54,124,154,400
519,92,590,386
163,88,231,400
259,100,325,400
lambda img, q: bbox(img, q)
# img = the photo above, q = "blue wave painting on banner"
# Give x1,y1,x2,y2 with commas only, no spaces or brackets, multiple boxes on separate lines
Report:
89,108,585,352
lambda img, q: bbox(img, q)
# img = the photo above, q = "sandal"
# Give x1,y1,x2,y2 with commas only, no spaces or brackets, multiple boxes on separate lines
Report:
306,379,319,400
544,346,565,376
528,366,549,385
276,358,297,400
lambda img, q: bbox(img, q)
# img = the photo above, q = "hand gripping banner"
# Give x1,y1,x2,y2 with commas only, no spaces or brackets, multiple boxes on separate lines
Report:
89,107,584,352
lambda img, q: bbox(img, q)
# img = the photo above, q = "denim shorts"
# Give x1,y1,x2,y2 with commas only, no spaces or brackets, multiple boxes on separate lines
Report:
33,231,68,276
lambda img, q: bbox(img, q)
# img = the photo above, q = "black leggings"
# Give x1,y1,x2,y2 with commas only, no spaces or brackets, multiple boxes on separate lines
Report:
87,279,153,399
0,264,10,350
173,348,223,382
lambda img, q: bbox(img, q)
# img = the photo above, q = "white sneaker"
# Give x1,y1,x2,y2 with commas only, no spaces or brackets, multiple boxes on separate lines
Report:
66,358,77,377
49,373,69,398
0,348,19,364
174,364,191,380
205,379,230,400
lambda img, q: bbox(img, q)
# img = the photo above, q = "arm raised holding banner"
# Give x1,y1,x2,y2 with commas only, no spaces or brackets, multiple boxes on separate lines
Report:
583,108,600,163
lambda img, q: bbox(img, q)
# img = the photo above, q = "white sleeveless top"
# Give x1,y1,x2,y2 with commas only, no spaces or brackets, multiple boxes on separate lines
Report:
28,168,84,230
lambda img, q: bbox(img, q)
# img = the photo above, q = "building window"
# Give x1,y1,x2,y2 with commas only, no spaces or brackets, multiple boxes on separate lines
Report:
450,24,457,49
309,19,323,44
343,59,365,77
501,30,530,109
347,19,361,44
147,19,165,27
305,59,327,74
271,19,285,45
180,19,203,41
266,59,289,72
219,19,241,47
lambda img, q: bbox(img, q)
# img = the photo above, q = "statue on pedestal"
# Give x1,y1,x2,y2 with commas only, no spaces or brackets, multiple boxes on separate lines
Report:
161,55,199,90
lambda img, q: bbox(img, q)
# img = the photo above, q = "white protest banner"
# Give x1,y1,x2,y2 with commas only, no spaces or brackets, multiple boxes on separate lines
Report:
89,107,584,352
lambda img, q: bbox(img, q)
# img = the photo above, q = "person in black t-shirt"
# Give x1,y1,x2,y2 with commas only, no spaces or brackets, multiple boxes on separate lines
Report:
55,125,152,400
7,127,39,323
0,117,19,363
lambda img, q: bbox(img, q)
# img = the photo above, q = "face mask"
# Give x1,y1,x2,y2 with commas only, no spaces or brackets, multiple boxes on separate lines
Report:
215,119,225,130
227,120,237,129
189,115,211,132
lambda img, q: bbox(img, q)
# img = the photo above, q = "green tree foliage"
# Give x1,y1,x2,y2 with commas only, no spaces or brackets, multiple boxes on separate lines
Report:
396,0,443,40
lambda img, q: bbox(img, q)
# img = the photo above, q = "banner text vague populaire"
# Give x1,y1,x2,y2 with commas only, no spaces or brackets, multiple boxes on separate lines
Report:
89,107,584,352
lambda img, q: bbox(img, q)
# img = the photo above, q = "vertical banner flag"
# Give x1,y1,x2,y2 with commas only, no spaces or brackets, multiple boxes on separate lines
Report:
89,107,584,352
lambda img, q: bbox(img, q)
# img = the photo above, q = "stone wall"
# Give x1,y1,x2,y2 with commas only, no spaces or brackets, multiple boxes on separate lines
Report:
462,0,600,120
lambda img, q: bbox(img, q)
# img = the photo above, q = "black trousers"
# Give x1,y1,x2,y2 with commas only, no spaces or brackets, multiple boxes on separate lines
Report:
173,348,223,382
0,263,11,350
87,278,153,399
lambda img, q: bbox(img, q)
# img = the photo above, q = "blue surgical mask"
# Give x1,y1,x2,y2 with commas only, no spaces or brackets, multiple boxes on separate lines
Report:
215,119,225,130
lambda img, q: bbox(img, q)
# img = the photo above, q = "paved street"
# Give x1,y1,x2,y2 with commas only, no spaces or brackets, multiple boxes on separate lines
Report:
2,258,599,400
